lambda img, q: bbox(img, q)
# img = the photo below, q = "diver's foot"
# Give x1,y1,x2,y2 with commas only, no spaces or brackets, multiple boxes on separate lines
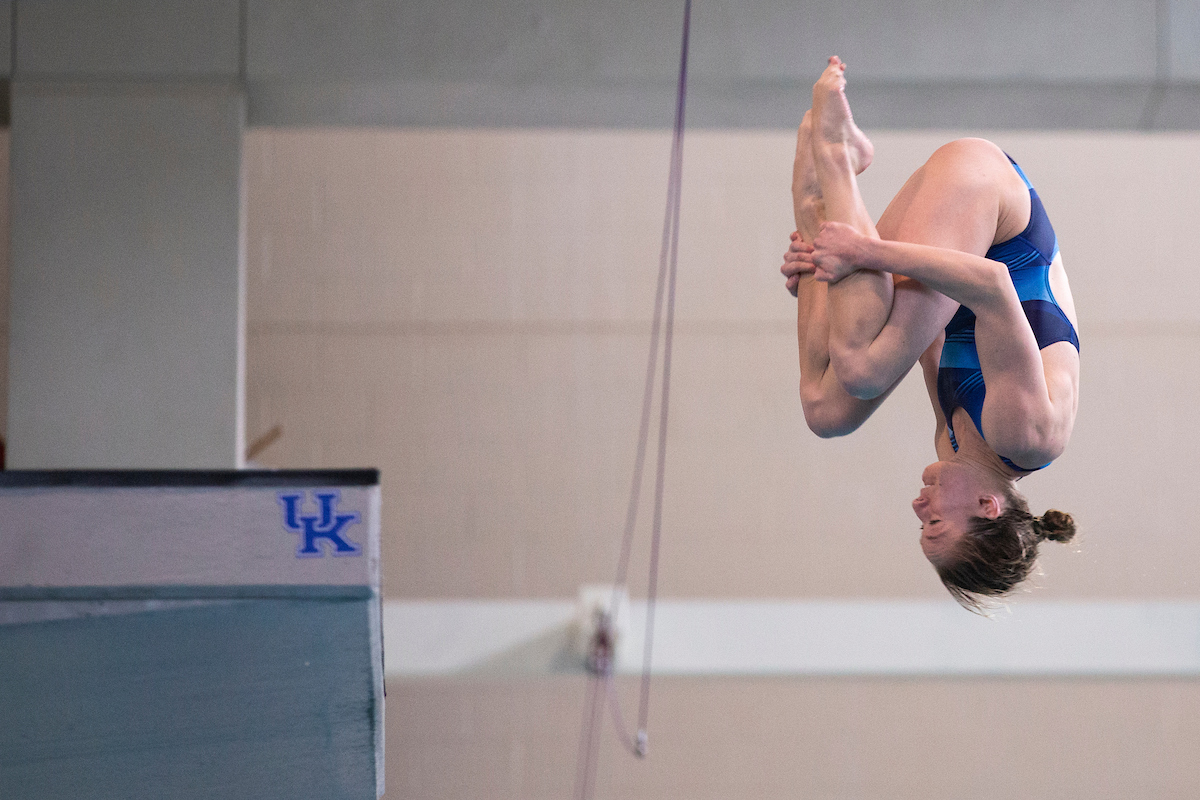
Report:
811,56,873,174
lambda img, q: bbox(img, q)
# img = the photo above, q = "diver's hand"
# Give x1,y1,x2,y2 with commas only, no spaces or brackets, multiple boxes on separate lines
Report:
781,231,816,297
812,221,871,283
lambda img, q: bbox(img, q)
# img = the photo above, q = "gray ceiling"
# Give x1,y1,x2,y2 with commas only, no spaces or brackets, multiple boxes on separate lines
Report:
12,0,1200,129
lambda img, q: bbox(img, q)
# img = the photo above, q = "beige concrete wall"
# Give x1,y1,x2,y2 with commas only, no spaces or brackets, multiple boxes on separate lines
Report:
243,127,1200,798
245,128,1200,601
388,676,1200,800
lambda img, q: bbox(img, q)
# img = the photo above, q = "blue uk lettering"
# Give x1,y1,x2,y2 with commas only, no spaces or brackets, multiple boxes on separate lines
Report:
278,491,362,557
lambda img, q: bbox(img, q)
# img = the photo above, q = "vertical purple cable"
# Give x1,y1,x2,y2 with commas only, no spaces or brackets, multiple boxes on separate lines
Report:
611,5,694,600
574,1,692,793
572,674,606,800
638,0,691,753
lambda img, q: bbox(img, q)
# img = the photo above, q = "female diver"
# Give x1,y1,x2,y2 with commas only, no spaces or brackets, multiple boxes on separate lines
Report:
781,57,1080,610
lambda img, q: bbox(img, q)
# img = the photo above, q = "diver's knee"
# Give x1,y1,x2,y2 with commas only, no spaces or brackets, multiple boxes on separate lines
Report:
829,347,889,401
800,389,860,439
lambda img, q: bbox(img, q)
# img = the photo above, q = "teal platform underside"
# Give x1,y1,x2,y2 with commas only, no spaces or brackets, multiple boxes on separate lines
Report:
0,598,381,800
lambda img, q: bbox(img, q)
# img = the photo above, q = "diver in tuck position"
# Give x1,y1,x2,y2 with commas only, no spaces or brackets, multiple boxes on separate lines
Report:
781,57,1080,611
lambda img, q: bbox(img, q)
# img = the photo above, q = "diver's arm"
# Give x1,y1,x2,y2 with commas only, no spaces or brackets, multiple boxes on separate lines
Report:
812,221,1013,313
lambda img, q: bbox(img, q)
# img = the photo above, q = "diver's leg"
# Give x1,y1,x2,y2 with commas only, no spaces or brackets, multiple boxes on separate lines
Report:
808,57,898,398
794,269,905,438
792,110,824,244
791,109,893,436
792,112,852,435
810,57,875,235
793,105,872,244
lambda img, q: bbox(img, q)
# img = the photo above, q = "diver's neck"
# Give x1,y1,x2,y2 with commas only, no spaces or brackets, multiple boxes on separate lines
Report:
948,408,1025,484
951,434,1021,488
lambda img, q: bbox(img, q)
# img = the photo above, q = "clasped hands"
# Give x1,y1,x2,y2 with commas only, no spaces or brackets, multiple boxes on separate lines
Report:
780,221,869,297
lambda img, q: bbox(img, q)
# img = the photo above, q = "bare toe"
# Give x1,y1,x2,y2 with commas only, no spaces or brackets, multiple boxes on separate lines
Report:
811,59,873,174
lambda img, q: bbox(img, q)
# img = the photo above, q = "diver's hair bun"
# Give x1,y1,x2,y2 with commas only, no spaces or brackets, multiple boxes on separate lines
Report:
1034,509,1076,543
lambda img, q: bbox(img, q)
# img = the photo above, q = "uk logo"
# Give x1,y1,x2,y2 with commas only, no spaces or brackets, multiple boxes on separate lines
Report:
278,491,362,558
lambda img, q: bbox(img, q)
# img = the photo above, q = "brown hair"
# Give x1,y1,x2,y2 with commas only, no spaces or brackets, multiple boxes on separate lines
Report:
934,488,1076,613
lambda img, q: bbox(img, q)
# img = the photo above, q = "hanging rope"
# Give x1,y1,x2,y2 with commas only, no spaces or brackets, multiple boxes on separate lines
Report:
573,1,692,797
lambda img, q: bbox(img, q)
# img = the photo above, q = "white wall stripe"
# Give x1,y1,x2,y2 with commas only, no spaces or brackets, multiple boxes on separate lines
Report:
384,599,1200,678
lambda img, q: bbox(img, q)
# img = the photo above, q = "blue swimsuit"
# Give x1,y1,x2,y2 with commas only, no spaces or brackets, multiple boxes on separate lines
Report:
936,158,1080,472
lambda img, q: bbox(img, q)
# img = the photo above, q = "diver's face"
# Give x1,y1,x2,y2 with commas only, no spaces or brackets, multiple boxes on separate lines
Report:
913,462,989,564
